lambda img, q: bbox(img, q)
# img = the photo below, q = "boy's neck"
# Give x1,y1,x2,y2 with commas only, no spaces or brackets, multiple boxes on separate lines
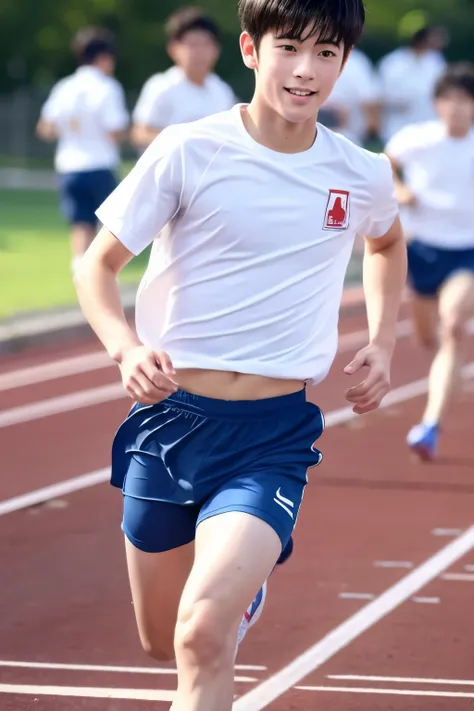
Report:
180,67,207,86
446,124,472,139
243,99,317,155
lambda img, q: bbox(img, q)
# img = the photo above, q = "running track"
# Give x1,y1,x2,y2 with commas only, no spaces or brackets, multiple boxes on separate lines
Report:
1,297,474,710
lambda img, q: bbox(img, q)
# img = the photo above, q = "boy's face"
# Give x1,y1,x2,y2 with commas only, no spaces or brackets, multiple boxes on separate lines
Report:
95,53,116,76
435,88,474,135
168,29,220,81
241,27,346,124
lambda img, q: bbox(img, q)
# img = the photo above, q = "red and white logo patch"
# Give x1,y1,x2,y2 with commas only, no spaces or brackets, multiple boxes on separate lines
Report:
323,190,350,231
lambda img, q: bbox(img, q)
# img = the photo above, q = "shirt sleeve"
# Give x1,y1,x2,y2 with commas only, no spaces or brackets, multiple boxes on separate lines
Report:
40,81,65,122
101,81,130,132
362,153,399,239
132,77,173,129
96,125,184,255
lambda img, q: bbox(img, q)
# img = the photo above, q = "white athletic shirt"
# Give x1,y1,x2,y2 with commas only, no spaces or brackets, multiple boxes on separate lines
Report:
132,66,236,129
386,121,474,249
378,48,446,141
97,105,398,384
40,66,129,173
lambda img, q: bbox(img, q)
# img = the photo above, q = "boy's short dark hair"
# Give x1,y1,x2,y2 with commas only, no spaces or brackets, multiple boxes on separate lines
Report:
238,0,365,60
434,63,474,100
72,27,116,65
410,26,432,49
165,6,220,44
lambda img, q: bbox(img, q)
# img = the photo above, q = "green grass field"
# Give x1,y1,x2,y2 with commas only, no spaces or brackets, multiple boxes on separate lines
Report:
0,189,149,319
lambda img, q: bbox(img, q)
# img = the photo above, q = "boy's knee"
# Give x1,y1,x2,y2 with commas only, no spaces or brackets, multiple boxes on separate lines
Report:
440,315,465,343
175,603,235,667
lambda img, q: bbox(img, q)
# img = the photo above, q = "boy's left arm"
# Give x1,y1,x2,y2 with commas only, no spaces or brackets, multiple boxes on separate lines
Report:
36,118,57,142
345,215,407,414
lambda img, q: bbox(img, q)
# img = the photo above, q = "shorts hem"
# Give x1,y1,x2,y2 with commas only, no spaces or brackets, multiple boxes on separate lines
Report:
196,504,292,549
121,521,195,554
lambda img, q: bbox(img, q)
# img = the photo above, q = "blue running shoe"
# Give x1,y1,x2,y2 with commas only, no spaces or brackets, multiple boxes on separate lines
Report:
407,423,439,461
237,581,267,646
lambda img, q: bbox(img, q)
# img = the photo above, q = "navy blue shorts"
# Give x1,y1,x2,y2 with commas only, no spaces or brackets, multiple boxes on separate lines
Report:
58,169,117,226
407,239,474,297
111,389,325,554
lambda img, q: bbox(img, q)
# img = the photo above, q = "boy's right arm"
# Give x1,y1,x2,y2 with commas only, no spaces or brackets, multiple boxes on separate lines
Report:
74,228,178,404
386,155,417,207
384,126,418,207
131,78,170,149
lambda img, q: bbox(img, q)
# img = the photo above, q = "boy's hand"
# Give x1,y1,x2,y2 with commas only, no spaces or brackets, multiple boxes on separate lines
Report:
395,183,417,207
344,344,392,415
119,346,179,404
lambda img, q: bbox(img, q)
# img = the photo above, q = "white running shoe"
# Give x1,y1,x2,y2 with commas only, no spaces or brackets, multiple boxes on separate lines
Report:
237,581,267,646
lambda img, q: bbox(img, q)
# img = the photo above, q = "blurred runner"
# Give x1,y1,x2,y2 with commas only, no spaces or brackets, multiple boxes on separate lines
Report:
385,63,474,460
131,7,236,150
36,27,129,274
379,25,448,142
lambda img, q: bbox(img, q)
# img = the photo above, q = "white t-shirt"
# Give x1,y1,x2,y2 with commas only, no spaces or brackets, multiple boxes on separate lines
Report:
97,105,398,385
132,66,236,130
378,48,446,141
386,121,474,249
323,49,381,145
40,66,129,173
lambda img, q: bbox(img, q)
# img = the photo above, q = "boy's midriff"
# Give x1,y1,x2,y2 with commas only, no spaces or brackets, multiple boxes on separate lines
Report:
173,368,305,400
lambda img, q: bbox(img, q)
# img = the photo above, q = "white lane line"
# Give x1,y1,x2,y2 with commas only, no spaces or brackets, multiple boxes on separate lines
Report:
0,684,175,701
0,383,125,429
233,526,474,710
327,675,474,686
374,561,414,569
0,469,109,517
339,593,439,605
432,528,464,537
441,573,474,582
2,363,474,514
293,685,474,699
0,660,262,679
0,352,111,392
411,596,441,604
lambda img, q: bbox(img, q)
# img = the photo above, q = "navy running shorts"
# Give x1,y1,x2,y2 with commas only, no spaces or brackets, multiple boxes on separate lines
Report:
407,239,474,297
58,168,118,226
111,388,325,554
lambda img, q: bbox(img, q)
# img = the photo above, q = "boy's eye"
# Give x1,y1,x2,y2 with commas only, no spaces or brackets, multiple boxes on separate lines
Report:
319,50,336,58
280,45,297,52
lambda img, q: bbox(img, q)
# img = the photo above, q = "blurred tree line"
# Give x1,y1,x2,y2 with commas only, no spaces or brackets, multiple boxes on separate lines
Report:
1,0,474,99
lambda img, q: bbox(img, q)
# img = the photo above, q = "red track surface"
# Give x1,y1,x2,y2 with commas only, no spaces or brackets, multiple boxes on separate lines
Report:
1,302,474,711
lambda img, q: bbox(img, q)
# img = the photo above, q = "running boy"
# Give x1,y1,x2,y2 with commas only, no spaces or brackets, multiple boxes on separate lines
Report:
131,7,236,150
386,63,474,461
75,1,406,709
37,27,129,273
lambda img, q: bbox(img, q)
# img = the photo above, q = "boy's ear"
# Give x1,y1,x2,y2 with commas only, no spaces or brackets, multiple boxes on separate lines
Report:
167,41,177,63
240,31,258,70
